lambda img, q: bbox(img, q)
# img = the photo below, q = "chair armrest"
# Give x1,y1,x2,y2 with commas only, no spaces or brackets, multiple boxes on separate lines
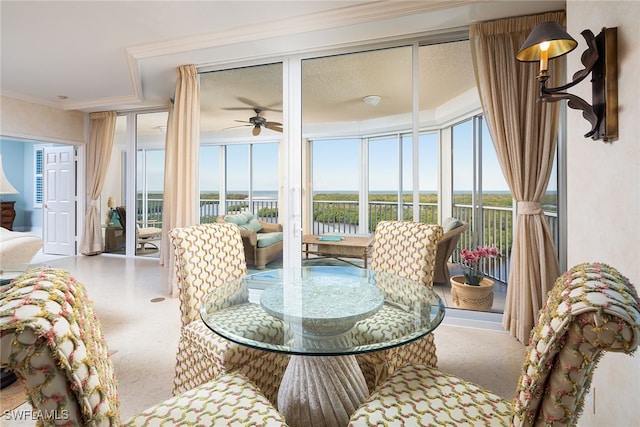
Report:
439,225,465,243
240,229,258,247
258,220,282,232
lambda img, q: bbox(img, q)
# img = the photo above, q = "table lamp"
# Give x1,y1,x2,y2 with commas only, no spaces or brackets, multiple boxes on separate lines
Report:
107,196,116,224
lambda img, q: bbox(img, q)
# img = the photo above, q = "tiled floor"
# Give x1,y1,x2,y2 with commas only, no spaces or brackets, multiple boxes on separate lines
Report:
2,253,525,425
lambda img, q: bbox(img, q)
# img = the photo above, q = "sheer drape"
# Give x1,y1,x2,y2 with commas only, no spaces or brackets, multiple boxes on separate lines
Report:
159,99,174,269
79,111,116,255
160,65,200,297
470,11,564,343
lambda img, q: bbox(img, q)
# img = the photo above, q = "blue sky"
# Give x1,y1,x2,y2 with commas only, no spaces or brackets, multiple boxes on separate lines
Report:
142,118,556,194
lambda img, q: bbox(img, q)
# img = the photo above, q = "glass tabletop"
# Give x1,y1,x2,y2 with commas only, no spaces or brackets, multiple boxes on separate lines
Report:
200,266,445,356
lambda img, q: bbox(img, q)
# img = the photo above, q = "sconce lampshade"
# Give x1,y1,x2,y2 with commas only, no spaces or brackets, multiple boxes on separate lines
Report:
0,154,19,195
516,21,578,62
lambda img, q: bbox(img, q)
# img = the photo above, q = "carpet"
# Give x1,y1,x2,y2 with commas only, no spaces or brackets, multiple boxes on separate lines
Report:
0,378,27,412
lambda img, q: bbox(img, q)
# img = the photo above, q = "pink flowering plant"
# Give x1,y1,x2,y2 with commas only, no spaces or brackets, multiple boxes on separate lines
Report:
459,245,501,286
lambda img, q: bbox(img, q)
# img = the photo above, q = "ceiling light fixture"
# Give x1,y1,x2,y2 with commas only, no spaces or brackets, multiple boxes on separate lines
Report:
516,22,618,142
363,95,381,106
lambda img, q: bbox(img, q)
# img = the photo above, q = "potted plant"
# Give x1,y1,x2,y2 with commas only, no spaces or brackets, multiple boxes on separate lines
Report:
450,245,500,311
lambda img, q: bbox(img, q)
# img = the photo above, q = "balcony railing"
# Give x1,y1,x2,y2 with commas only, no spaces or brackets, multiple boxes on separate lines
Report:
137,196,559,284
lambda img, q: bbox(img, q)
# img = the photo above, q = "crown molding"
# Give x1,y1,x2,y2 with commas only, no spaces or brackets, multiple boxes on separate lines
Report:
125,0,475,59
1,90,63,110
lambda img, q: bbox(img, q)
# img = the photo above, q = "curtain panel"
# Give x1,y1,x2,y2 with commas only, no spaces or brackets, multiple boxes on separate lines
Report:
470,11,564,343
160,65,200,297
79,111,116,255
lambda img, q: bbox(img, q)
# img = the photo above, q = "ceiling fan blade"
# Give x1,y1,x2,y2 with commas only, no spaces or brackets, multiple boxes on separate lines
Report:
234,119,251,124
236,97,283,113
265,123,283,132
252,125,261,136
222,124,252,130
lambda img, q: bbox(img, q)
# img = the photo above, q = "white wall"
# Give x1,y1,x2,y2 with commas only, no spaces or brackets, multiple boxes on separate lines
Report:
0,96,85,144
566,1,640,425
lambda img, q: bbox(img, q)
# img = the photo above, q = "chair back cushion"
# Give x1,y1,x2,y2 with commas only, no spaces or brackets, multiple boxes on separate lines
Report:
169,223,247,326
513,262,640,426
369,221,442,288
0,268,120,425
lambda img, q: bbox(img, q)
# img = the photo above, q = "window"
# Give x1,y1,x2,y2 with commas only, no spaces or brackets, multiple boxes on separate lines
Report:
311,138,360,234
34,147,44,207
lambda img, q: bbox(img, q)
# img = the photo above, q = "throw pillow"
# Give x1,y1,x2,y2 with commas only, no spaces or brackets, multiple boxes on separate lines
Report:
246,218,263,232
443,217,463,232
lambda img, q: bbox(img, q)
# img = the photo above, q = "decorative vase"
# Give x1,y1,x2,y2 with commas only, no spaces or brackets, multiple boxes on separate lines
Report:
449,275,494,312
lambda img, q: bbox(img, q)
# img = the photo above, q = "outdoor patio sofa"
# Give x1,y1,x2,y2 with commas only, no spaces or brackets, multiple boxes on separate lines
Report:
219,212,283,269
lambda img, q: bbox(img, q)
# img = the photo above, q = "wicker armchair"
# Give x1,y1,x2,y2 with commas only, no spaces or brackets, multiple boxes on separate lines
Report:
0,267,287,426
354,220,443,391
169,222,289,404
349,263,640,426
433,219,469,284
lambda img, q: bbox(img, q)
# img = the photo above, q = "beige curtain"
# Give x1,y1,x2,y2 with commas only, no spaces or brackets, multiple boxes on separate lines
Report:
160,65,200,297
470,11,563,343
79,111,117,255
159,99,174,269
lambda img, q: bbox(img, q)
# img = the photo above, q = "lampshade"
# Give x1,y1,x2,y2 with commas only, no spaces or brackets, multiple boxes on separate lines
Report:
107,196,116,208
0,154,19,195
516,21,578,62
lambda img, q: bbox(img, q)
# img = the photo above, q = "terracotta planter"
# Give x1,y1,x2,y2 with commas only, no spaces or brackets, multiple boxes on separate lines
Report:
450,275,494,311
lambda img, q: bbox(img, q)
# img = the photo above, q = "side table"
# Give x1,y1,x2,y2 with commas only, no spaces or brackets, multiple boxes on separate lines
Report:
1,201,16,230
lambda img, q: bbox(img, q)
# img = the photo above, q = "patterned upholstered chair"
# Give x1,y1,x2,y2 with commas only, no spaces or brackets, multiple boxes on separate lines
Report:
349,263,640,426
169,222,289,404
354,220,443,391
0,267,288,426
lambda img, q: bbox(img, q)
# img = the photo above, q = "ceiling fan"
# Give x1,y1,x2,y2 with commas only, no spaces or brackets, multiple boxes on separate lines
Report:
233,108,283,136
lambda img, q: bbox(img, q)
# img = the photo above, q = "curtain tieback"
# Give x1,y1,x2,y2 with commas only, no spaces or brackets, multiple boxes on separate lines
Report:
517,201,542,215
90,199,98,206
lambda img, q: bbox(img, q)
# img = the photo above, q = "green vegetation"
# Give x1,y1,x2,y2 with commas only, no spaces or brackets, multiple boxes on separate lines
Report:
140,191,558,255
258,207,278,218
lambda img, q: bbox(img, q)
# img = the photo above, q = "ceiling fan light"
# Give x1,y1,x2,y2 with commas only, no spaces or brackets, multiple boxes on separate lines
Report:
363,95,381,106
253,125,261,136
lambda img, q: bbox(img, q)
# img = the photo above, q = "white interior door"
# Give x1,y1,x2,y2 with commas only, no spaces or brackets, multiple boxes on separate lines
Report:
43,146,76,255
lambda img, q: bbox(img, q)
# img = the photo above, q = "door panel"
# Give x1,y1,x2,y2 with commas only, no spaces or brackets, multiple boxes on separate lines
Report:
43,146,76,255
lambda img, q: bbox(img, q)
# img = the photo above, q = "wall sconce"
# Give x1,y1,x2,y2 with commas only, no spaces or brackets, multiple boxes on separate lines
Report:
516,22,618,142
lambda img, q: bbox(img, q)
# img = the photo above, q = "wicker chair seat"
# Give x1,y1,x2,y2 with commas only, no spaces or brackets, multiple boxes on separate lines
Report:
125,371,288,426
352,305,415,344
349,364,512,426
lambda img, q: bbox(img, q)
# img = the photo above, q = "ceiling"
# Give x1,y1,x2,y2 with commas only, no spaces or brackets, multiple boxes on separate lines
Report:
1,1,564,138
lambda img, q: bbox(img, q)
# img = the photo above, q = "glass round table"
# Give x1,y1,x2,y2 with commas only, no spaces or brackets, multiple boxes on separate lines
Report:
200,266,445,427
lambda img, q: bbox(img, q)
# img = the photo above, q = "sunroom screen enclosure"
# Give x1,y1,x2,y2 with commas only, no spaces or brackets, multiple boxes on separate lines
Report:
125,37,561,313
